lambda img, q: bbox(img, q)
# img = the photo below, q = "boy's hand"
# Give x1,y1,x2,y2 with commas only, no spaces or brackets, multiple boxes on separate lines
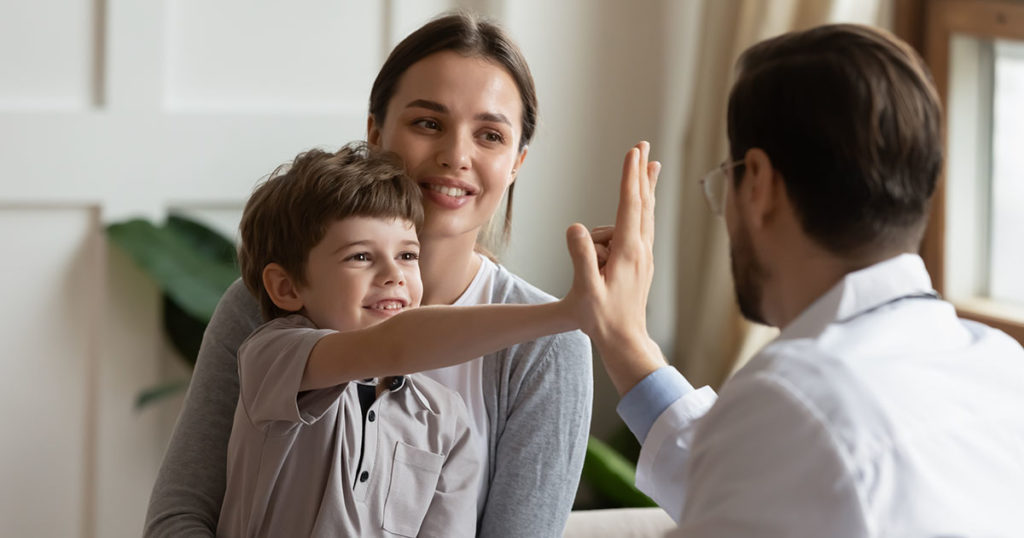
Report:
563,142,667,395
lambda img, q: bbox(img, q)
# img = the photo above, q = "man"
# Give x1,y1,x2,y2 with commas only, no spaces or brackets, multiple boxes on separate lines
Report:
565,24,1024,537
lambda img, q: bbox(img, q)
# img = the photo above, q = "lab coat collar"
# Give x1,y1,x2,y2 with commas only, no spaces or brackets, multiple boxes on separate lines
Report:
778,253,936,341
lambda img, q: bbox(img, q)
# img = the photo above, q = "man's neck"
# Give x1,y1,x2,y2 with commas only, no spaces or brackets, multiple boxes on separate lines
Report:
767,246,902,329
418,232,483,306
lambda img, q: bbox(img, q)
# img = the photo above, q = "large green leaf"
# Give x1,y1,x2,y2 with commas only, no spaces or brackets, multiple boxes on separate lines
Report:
134,379,190,410
582,435,657,508
163,296,206,367
166,214,238,266
108,218,238,323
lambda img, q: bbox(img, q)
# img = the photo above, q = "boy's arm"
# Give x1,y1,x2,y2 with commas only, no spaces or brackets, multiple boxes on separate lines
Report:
301,301,576,390
144,280,260,537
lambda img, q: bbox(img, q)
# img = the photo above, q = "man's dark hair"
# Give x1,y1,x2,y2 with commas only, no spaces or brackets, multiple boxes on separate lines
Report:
727,24,943,255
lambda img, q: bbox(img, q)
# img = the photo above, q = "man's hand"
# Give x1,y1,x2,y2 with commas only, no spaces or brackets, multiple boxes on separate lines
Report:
563,141,668,395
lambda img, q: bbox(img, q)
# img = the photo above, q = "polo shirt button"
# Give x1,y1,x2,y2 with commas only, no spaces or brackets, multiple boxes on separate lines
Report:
368,411,376,422
360,471,369,483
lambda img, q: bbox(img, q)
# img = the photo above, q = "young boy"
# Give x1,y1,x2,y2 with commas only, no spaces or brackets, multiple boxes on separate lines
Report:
217,143,578,538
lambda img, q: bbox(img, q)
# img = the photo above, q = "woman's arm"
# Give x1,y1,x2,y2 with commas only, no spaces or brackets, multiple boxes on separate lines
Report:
478,329,593,538
143,280,260,537
301,301,578,390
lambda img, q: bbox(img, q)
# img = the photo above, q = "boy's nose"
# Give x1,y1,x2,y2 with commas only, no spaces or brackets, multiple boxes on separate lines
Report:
378,262,405,287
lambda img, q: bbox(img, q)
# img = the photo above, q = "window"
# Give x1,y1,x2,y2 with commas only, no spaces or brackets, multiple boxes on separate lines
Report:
898,0,1024,343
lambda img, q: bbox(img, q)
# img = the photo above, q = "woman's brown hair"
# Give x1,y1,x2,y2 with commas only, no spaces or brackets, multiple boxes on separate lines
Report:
368,11,538,246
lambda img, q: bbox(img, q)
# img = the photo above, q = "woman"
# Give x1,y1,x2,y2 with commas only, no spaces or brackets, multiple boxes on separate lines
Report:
144,13,593,538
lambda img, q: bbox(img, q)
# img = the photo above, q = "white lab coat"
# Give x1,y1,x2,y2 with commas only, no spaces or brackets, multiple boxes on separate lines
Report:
637,255,1024,537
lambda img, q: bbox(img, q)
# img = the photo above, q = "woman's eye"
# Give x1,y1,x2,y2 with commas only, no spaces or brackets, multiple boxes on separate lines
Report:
413,119,440,131
481,131,505,144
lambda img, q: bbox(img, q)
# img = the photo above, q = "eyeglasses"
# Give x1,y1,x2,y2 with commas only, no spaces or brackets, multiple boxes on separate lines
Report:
700,160,744,216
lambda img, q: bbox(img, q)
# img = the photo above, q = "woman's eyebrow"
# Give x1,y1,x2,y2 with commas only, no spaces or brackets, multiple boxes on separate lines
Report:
475,112,511,127
405,99,511,127
406,99,447,113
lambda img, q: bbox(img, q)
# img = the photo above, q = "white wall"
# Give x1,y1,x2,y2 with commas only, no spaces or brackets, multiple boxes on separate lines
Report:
0,1,698,535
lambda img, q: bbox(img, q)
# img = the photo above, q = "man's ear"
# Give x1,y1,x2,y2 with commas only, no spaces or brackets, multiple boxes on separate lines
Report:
262,263,304,313
738,148,780,229
367,115,381,148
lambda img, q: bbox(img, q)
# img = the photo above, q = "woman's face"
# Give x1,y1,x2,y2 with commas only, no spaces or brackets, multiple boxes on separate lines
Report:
368,50,527,242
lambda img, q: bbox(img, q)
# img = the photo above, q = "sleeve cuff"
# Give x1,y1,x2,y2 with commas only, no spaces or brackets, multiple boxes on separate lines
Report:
616,366,694,443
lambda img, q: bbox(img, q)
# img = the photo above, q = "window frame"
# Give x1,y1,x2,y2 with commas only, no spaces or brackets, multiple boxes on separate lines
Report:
897,0,1024,344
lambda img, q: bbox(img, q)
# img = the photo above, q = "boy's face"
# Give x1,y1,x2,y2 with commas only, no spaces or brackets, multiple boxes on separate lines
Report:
296,216,422,332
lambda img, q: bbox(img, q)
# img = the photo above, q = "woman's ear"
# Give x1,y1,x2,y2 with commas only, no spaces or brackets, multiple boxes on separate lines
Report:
510,145,528,185
367,115,381,148
262,263,304,313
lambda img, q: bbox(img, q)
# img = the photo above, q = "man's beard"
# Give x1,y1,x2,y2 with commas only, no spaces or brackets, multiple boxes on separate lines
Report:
730,214,770,325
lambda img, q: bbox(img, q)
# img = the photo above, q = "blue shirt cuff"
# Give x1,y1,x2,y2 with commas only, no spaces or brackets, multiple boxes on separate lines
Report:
616,366,694,443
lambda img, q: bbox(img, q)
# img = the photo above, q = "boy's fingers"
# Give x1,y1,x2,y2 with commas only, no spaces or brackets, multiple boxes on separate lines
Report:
566,223,601,289
595,243,610,269
590,225,614,245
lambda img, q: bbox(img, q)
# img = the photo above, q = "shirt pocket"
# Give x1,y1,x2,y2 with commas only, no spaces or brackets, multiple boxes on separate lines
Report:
382,441,445,537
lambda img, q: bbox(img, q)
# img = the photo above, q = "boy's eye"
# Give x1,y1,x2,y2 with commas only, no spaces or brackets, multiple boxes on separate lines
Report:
399,252,419,261
346,252,371,262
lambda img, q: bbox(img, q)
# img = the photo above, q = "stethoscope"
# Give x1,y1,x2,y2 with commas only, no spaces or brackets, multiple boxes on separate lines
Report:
835,291,941,324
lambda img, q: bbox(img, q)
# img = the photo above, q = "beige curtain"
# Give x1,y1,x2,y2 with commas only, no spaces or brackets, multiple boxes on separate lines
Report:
672,0,887,389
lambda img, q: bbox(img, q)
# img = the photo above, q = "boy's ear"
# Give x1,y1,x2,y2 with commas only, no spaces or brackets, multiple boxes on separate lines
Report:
262,263,304,313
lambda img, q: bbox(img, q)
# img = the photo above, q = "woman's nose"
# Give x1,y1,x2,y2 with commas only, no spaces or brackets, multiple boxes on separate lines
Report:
436,131,471,170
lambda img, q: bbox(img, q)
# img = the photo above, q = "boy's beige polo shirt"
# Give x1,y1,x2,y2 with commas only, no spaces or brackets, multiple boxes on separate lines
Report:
218,315,480,538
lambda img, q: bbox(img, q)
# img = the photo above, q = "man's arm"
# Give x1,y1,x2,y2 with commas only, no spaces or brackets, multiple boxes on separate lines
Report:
620,368,716,522
477,330,593,538
668,372,868,538
144,281,260,537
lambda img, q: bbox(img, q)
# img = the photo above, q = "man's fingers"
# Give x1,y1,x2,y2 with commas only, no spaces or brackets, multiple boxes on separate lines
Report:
566,223,601,288
614,147,642,244
642,161,660,246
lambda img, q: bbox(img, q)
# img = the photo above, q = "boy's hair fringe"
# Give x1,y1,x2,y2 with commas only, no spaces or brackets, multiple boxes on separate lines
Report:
238,141,423,321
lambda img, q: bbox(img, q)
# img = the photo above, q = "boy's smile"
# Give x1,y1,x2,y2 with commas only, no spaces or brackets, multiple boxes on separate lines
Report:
296,216,422,331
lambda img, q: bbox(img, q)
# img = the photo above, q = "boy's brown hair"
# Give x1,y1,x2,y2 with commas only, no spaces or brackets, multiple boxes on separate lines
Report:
238,142,423,321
